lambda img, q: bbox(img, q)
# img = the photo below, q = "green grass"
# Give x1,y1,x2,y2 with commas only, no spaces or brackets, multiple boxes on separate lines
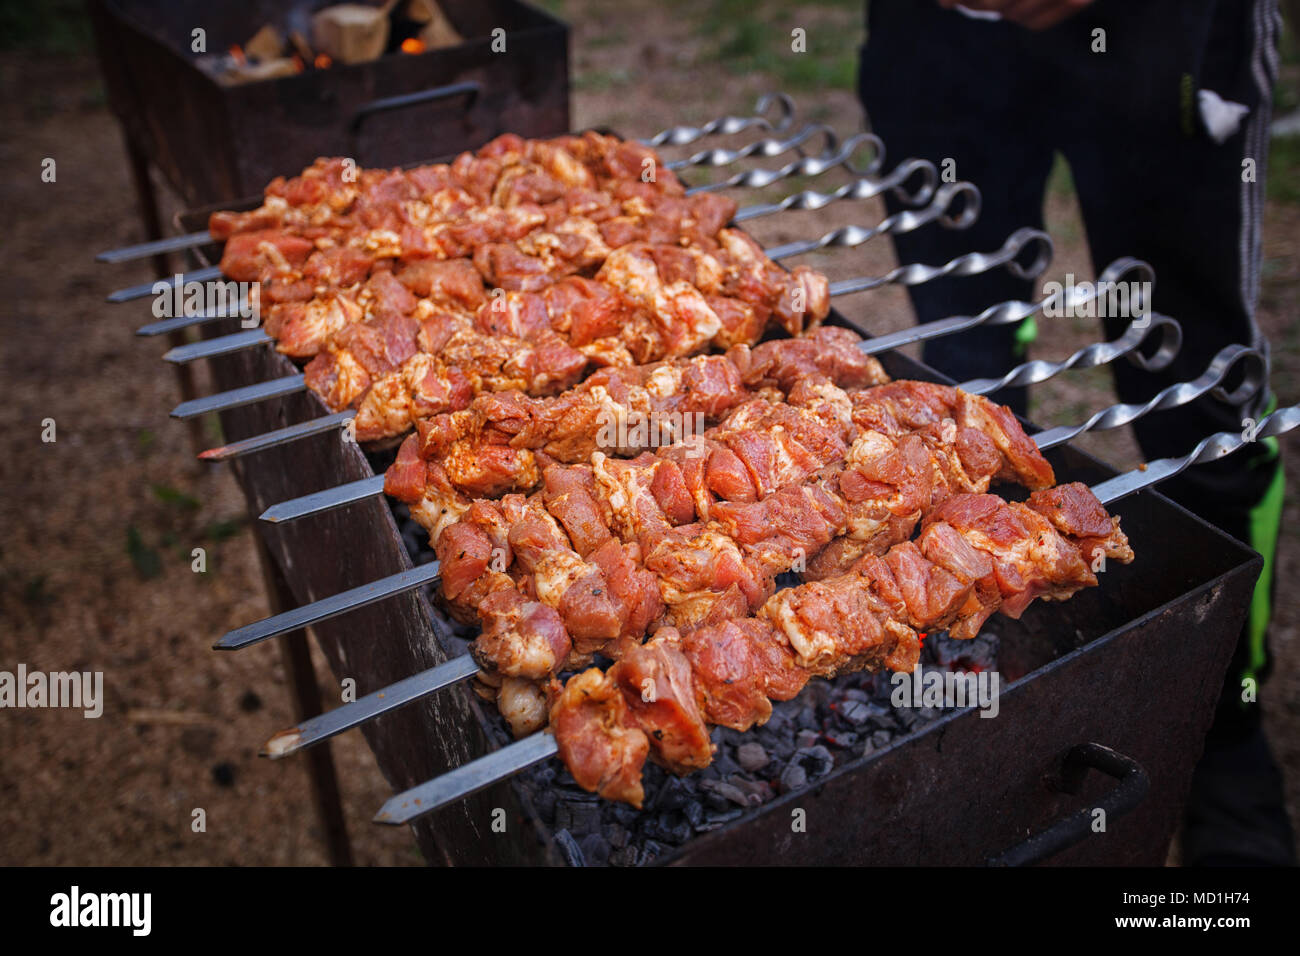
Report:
1269,135,1300,206
0,0,92,54
691,0,862,92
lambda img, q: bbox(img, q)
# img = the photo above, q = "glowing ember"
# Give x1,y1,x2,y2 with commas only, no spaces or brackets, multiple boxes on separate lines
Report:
314,53,332,69
400,37,426,54
291,54,304,73
228,44,246,65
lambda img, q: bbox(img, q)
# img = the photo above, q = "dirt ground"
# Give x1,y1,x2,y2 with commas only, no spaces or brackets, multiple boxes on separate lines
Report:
1,1,1297,866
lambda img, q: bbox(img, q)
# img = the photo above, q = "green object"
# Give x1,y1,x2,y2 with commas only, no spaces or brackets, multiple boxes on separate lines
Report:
1013,316,1038,357
1242,396,1285,693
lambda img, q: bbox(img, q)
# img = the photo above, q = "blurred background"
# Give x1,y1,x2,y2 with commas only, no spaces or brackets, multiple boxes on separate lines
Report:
0,0,1296,864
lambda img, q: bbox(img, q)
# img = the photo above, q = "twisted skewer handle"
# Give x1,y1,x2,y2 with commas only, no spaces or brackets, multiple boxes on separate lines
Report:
693,133,895,196
834,227,1052,301
641,92,796,147
1094,403,1299,506
1033,343,1263,450
857,255,1152,357
767,181,980,260
666,123,839,171
961,315,1183,397
734,155,937,221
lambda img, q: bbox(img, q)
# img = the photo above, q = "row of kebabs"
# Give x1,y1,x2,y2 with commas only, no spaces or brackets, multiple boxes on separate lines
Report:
214,136,1133,806
210,131,830,443
379,332,1132,805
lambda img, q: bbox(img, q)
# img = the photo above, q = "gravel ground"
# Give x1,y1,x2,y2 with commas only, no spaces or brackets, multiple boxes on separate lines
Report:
1,1,1296,865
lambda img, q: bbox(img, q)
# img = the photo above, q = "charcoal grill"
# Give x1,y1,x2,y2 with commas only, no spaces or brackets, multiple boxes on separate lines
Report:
99,98,1274,866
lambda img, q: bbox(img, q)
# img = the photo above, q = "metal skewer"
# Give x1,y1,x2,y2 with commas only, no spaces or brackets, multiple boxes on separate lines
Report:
198,411,355,461
257,323,1239,759
98,96,798,266
764,181,980,259
107,265,222,304
214,561,442,651
136,298,254,337
370,398,1300,823
171,374,306,420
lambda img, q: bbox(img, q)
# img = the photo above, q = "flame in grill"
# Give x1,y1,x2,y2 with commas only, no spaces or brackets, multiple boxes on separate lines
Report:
229,44,246,65
400,38,426,55
314,53,332,69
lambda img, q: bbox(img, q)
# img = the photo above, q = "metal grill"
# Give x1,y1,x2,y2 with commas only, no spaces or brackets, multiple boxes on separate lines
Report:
97,95,1288,866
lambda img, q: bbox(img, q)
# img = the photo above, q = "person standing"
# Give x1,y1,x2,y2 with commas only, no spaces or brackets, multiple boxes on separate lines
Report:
858,0,1294,864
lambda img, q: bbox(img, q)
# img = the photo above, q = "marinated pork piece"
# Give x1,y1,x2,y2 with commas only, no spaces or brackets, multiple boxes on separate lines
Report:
546,484,1133,804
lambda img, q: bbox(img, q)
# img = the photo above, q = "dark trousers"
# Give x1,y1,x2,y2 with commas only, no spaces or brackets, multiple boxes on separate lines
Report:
859,0,1292,863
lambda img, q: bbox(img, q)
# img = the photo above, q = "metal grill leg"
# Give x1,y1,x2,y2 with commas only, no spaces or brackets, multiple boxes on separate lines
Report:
253,534,356,867
121,134,207,455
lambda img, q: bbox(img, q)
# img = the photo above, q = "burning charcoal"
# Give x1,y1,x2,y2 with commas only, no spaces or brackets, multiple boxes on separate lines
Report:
650,776,690,812
826,730,859,749
700,779,750,808
727,775,773,805
794,745,834,778
841,687,870,703
736,741,769,772
796,728,820,749
533,790,557,821
609,846,639,867
603,823,629,850
646,812,693,845
579,833,611,867
839,699,873,726
555,799,601,833
764,707,789,734
639,841,664,865
796,706,818,731
712,751,741,777
778,763,808,794
553,828,586,867
699,807,744,831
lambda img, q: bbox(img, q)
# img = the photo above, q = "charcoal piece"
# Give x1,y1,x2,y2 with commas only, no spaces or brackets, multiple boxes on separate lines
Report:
553,828,586,867
700,779,750,807
639,841,664,865
736,741,769,772
683,801,705,830
555,800,601,833
796,706,818,730
796,728,820,749
778,763,808,794
609,846,639,867
794,744,834,777
827,731,859,749
579,833,611,866
839,699,873,725
603,823,629,849
650,776,690,812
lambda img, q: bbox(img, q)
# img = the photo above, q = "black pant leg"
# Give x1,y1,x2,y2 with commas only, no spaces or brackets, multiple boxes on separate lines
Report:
1057,0,1285,709
858,0,1056,412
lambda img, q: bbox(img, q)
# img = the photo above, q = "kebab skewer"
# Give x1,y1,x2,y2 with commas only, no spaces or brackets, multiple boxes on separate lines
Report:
255,338,1256,757
372,404,1300,821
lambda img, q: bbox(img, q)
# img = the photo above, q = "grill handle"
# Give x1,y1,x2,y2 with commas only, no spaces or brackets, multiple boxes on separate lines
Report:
987,743,1150,867
348,81,482,160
